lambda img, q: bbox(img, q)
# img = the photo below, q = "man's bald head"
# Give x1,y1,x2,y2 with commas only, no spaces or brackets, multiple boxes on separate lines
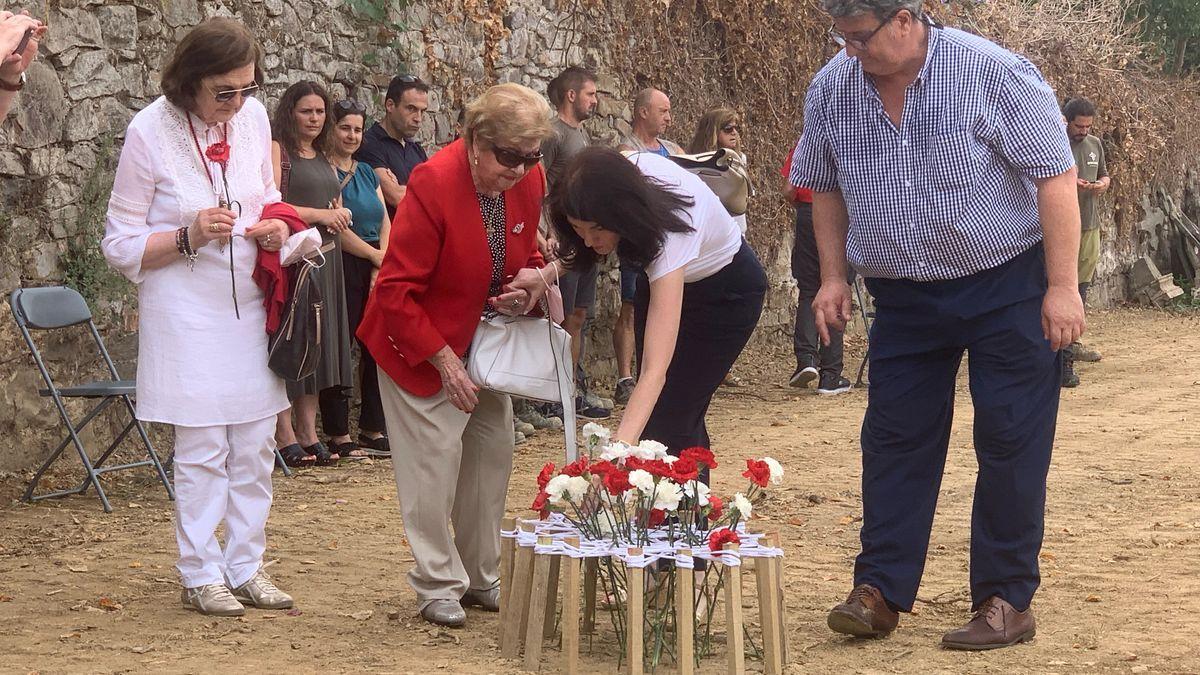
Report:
633,88,672,137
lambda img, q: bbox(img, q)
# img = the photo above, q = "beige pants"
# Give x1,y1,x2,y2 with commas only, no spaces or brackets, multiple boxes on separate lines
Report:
377,367,514,609
1078,227,1101,285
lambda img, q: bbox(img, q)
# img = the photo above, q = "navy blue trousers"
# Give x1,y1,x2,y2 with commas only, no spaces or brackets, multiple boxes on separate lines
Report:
856,244,1061,613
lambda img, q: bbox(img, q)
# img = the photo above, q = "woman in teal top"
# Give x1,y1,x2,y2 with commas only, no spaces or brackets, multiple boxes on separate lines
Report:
322,99,392,458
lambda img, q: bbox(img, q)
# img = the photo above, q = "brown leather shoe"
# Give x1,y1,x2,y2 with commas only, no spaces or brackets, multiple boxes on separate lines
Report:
941,596,1036,650
827,584,899,637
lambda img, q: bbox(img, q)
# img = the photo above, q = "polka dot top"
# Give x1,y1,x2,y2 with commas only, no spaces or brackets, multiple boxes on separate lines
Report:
477,192,507,316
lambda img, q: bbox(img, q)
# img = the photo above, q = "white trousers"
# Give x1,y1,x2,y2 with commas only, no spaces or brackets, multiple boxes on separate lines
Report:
173,416,276,589
378,367,515,609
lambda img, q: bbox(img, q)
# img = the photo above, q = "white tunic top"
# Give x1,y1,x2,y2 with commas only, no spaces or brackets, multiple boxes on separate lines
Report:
102,96,288,427
628,153,744,284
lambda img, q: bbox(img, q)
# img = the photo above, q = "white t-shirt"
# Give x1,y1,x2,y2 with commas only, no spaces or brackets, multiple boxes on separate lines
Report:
628,153,743,284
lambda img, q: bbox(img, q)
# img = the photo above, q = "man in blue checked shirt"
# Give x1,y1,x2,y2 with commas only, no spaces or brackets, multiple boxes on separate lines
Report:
792,0,1086,651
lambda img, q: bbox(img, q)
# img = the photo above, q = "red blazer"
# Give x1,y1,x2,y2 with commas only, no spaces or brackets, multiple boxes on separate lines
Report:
358,139,546,397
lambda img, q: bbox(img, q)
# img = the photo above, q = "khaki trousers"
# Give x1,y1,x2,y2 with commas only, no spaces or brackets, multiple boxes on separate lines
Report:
377,367,514,609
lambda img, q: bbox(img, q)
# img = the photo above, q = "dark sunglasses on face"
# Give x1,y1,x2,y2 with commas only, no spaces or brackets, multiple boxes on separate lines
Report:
336,99,367,114
212,82,259,103
721,124,741,133
492,145,543,170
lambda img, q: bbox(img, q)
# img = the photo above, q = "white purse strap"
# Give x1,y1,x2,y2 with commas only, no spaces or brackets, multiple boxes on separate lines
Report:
534,264,576,461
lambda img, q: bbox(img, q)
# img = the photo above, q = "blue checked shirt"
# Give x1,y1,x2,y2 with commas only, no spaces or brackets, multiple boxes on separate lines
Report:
790,26,1075,281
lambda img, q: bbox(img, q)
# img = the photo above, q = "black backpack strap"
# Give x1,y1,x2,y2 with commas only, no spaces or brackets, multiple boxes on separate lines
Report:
279,144,292,201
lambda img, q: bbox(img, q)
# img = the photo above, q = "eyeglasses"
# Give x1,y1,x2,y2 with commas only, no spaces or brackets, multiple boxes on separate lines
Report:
336,99,367,114
721,124,741,134
829,9,902,50
211,82,259,103
396,74,422,84
491,145,543,170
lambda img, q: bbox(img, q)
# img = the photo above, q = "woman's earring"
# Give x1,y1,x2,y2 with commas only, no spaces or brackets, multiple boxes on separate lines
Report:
472,154,479,166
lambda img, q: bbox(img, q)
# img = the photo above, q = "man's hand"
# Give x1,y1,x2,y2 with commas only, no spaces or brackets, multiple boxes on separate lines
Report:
812,279,853,346
0,13,42,81
1041,284,1085,351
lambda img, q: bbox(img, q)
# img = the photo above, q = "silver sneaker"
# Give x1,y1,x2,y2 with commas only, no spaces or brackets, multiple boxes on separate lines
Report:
462,587,500,611
181,583,245,617
421,599,467,627
230,569,294,610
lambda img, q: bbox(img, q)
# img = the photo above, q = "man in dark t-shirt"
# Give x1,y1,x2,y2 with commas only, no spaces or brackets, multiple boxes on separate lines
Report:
355,75,430,220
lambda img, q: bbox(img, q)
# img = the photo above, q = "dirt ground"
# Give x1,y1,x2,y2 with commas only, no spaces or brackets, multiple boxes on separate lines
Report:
1,308,1198,674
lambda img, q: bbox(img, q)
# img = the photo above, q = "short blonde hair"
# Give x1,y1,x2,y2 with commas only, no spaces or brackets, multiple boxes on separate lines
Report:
464,83,553,148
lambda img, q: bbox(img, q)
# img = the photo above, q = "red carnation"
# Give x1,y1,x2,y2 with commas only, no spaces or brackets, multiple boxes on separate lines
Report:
707,496,724,521
647,508,667,527
708,527,740,552
531,490,550,519
602,468,632,494
537,462,556,490
561,456,590,477
669,456,699,483
680,447,717,470
626,457,673,478
205,140,231,165
742,458,771,488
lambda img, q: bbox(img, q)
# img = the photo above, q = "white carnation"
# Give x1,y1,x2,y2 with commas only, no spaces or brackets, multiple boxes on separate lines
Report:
582,423,610,447
733,492,753,519
628,469,655,494
600,441,634,463
545,474,573,505
763,457,784,485
652,480,684,512
682,480,710,506
633,439,669,460
565,475,590,502
597,508,619,534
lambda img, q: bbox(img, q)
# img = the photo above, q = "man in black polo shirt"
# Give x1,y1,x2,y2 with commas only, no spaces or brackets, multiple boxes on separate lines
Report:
355,74,430,218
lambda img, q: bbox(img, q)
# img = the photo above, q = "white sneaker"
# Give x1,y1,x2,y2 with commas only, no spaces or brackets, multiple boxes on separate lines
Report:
230,569,294,610
181,583,245,616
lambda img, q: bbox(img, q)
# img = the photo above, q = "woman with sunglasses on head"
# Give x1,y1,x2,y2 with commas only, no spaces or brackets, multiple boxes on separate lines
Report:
270,81,361,466
321,98,392,459
688,107,749,235
101,18,296,617
358,83,553,628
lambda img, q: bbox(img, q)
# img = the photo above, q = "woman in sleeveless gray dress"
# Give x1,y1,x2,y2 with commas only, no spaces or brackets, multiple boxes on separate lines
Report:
270,81,355,465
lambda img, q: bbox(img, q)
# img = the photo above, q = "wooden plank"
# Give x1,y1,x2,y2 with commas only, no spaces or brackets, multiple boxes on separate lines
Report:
498,516,517,648
754,545,782,675
524,536,554,671
543,552,561,638
768,531,789,665
501,522,535,659
723,544,745,675
562,537,581,675
625,548,644,675
582,558,598,633
675,550,695,675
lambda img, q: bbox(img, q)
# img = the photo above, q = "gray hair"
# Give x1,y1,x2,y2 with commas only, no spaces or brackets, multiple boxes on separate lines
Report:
822,0,922,20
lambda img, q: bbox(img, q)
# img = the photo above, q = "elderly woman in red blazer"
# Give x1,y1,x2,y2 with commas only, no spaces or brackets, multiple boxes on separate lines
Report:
358,83,552,628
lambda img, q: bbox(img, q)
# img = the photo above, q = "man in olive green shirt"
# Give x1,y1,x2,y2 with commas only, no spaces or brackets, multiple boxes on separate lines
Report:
1064,98,1110,384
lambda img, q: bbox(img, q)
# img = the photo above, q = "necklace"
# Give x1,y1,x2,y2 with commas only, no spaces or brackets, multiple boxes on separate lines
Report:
185,115,227,190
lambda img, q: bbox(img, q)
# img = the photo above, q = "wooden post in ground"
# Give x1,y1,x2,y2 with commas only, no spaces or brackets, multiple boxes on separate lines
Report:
498,516,517,648
768,531,788,665
675,550,695,675
723,544,745,675
524,535,554,671
754,544,783,675
562,537,581,675
625,548,644,675
501,522,535,659
582,558,598,633
542,553,561,638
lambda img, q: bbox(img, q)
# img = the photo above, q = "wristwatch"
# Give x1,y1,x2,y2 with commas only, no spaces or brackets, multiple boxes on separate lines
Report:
0,72,26,92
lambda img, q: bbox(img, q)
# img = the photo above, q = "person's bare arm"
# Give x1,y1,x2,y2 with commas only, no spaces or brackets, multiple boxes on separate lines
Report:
375,166,406,208
809,190,853,346
1034,167,1085,350
614,268,684,444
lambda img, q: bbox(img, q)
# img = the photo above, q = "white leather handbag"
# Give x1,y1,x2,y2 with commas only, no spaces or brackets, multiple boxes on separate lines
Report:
466,303,577,461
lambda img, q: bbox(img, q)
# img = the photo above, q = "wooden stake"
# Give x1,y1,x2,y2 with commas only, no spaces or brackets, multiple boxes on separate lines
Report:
543,552,561,638
524,536,554,671
754,545,783,675
582,558,598,633
768,531,789,665
501,522,535,659
562,537,581,675
723,544,745,675
498,516,517,648
675,550,695,675
625,548,644,675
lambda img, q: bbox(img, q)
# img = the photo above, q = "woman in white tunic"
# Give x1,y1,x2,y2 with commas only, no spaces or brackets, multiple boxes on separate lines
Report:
102,18,295,617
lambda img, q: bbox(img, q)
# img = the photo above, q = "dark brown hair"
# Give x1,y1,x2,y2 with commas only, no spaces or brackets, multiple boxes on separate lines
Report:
549,147,694,270
160,18,264,111
272,81,333,155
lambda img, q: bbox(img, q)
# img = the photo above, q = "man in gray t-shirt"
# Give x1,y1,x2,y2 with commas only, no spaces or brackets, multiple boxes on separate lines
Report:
540,67,611,420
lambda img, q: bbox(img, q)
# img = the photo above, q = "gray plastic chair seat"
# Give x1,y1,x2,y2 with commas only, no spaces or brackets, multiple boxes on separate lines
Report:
40,380,136,398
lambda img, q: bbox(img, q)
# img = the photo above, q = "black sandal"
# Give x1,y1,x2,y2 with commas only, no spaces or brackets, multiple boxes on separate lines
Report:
305,441,339,466
357,433,391,458
330,440,368,460
279,443,316,468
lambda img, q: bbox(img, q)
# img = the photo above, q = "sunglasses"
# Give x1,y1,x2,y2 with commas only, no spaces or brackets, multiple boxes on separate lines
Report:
211,82,259,103
492,145,543,170
336,99,367,114
721,124,741,133
396,74,422,84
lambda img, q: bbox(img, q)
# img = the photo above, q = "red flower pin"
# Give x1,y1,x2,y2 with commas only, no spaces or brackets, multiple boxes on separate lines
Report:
205,140,231,165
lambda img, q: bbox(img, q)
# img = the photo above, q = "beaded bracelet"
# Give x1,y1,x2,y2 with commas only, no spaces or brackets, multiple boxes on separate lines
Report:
176,226,198,270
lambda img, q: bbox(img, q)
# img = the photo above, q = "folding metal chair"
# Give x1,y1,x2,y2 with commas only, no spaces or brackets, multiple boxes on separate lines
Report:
852,276,875,388
10,286,175,513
